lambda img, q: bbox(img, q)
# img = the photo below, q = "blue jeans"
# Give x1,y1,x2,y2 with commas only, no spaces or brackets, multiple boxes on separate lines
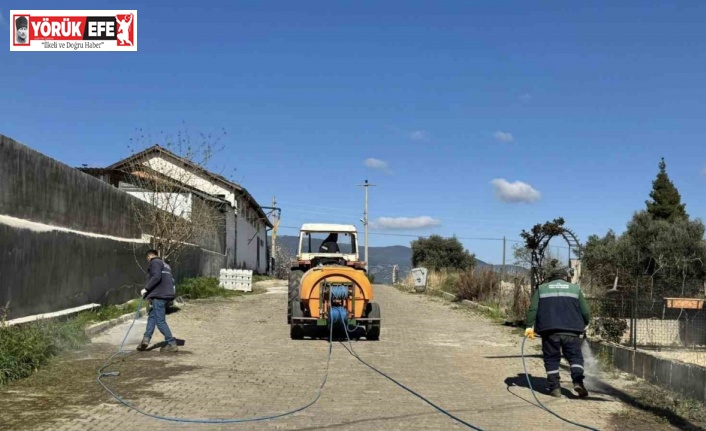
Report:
144,298,176,345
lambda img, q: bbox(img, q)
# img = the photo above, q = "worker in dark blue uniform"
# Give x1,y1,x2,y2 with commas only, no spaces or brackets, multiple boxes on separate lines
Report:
137,249,178,353
525,267,591,398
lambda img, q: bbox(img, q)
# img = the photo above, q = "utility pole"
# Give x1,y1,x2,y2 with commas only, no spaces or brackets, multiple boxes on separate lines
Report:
269,196,280,276
271,196,277,256
357,179,376,273
501,236,506,281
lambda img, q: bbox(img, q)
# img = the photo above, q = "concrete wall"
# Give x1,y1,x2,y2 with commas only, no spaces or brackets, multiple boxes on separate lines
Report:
0,135,143,237
0,134,226,320
589,340,706,403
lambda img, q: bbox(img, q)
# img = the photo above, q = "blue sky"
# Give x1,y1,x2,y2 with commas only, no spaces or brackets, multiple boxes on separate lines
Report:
3,1,706,264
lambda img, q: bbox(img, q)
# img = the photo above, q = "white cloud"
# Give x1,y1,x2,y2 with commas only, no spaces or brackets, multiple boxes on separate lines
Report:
364,158,388,169
494,131,514,143
370,216,441,230
490,178,541,203
409,130,428,140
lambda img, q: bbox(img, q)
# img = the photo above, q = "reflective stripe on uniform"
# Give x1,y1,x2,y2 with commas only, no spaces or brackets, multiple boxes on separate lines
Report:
547,370,560,374
539,292,579,299
571,364,584,369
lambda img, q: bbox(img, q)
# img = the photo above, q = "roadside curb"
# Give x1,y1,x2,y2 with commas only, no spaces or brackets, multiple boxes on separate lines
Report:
85,308,147,337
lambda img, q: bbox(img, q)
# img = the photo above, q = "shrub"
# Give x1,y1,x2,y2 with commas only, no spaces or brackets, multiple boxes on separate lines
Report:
176,277,236,299
509,277,531,323
456,268,501,303
0,316,88,386
590,317,629,343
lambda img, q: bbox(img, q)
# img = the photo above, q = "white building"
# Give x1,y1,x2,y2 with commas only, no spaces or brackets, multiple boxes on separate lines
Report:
78,145,272,273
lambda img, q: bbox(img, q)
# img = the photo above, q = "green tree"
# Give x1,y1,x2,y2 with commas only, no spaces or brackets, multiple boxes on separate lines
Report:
583,158,705,298
581,229,633,290
646,157,688,222
583,211,706,297
410,235,476,271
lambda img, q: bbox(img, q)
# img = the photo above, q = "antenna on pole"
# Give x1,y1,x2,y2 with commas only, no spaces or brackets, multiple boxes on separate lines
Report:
357,179,376,274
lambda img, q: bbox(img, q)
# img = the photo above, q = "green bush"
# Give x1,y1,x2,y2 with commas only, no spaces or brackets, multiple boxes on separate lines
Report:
0,317,88,386
590,317,629,343
176,277,236,299
440,272,460,294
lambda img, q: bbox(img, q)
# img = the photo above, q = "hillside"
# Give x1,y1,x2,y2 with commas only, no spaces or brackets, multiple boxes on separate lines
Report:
270,235,528,284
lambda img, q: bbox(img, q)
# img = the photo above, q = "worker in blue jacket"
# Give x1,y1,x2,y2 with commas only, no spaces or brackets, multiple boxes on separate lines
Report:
525,267,591,398
137,249,178,352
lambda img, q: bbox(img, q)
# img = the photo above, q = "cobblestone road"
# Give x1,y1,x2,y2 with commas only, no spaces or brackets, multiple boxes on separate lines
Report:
1,284,661,431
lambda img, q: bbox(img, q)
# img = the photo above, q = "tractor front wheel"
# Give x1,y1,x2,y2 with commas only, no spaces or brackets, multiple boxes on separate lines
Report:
365,302,380,341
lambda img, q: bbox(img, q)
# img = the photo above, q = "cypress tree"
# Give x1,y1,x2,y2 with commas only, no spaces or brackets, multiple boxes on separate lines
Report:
645,157,688,222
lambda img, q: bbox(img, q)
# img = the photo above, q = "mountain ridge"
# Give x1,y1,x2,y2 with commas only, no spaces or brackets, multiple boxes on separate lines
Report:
270,235,528,283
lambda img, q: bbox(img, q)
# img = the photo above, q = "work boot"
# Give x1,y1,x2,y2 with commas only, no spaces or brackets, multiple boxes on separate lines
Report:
136,337,150,351
160,343,178,353
574,381,589,398
548,386,562,398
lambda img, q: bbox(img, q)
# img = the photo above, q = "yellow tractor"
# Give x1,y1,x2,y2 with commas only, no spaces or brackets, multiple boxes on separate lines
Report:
287,224,380,340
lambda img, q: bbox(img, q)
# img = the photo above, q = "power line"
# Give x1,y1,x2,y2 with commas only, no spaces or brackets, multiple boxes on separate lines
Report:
274,224,573,249
279,209,584,236
274,201,607,231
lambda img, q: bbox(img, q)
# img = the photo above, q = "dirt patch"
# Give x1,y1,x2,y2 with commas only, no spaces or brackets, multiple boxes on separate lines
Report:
611,409,676,431
0,341,197,430
608,381,706,431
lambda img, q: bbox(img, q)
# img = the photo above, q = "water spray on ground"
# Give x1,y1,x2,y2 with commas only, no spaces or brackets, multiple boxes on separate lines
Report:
93,315,148,348
581,337,602,387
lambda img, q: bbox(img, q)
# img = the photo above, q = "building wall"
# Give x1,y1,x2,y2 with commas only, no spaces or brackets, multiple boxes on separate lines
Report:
236,197,268,273
143,156,237,208
225,206,237,268
141,155,269,271
0,134,226,320
124,190,193,220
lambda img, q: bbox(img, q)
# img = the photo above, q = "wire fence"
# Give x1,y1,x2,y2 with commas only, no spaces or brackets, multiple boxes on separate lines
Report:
588,296,706,351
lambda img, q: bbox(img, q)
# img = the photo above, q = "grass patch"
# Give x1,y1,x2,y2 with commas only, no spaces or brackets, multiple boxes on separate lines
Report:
632,384,706,423
176,277,239,299
0,315,88,386
476,302,506,323
0,276,263,387
0,299,142,387
611,381,706,430
74,300,141,326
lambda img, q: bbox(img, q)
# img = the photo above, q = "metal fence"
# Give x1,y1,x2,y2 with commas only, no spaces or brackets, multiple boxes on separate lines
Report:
588,297,706,350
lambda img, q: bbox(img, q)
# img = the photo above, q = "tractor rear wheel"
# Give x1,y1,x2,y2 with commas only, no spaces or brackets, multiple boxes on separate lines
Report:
287,270,303,323
290,299,304,340
365,302,380,341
